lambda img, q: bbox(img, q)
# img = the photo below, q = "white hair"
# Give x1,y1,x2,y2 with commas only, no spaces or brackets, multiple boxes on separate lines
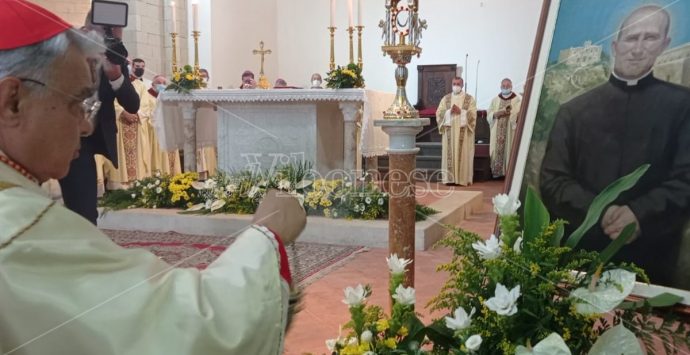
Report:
0,29,104,95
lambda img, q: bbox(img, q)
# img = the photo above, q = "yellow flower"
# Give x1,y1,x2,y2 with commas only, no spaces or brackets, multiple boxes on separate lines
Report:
173,73,181,81
185,73,194,81
384,337,397,349
376,319,390,332
398,326,409,337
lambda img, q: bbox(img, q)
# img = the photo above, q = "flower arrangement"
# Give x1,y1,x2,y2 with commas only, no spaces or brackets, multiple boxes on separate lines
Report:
167,65,205,93
328,254,428,354
426,164,689,354
100,162,438,222
326,63,365,89
324,164,690,354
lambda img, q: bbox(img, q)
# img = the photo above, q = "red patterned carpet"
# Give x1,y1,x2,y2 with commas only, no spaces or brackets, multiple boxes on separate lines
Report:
102,229,365,286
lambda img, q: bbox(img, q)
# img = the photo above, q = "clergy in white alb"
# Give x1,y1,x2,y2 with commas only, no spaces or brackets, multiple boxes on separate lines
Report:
0,3,304,354
146,75,181,175
436,77,478,186
486,78,521,178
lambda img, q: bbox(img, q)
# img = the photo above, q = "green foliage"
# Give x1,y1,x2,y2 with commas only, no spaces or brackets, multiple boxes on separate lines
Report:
326,63,365,89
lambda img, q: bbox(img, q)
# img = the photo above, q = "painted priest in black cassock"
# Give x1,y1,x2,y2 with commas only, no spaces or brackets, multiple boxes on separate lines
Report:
539,5,690,287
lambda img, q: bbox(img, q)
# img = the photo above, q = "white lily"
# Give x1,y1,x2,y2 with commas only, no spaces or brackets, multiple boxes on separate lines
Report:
588,324,643,355
445,306,475,331
210,200,226,212
570,269,636,315
225,184,238,193
484,283,521,316
515,333,571,355
365,196,372,204
492,193,521,216
378,198,384,205
325,338,339,351
247,186,261,199
278,179,291,191
392,284,416,306
342,284,367,307
472,234,503,260
155,187,163,194
131,193,136,199
386,253,412,275
204,179,217,190
513,236,523,254
465,334,482,352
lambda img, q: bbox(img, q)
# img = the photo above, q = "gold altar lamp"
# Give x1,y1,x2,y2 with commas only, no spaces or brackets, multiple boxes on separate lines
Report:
380,0,427,119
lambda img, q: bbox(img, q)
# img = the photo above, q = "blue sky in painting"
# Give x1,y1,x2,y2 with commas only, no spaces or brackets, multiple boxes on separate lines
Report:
547,0,690,63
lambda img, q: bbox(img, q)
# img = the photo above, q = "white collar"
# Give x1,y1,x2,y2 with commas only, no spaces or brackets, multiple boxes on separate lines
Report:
612,68,653,86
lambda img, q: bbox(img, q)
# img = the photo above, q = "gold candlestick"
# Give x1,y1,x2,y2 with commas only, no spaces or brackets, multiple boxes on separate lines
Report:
347,26,355,65
356,25,364,69
170,32,179,74
192,30,201,77
328,26,336,71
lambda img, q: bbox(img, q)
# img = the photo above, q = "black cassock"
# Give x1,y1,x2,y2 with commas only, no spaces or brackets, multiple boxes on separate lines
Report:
540,73,690,287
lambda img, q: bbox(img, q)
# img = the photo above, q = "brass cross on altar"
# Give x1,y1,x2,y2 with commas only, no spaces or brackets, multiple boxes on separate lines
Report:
252,41,272,75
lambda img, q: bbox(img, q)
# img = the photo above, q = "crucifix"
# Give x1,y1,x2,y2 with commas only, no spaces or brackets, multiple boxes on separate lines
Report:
252,41,272,76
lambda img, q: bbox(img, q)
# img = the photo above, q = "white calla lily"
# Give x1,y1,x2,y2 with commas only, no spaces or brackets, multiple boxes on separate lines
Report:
472,234,503,260
588,324,643,355
570,269,636,315
186,203,205,211
513,236,523,254
210,200,226,211
386,253,412,275
492,193,521,216
295,179,313,189
191,181,206,190
392,284,416,306
342,284,367,307
484,283,521,316
515,333,571,355
445,306,475,331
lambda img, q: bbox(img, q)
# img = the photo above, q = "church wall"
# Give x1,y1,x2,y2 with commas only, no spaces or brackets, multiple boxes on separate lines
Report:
275,0,543,109
209,0,279,89
30,0,91,27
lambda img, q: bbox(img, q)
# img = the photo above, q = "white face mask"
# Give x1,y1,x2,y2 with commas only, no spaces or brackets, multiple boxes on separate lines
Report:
452,85,462,94
312,80,321,87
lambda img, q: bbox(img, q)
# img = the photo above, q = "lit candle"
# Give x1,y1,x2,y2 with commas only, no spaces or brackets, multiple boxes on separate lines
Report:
192,3,199,32
171,1,177,33
330,0,336,27
347,0,353,28
357,0,362,26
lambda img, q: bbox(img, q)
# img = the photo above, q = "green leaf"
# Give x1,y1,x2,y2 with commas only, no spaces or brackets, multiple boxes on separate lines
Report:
597,223,637,264
565,164,649,248
646,293,683,308
523,187,550,242
551,220,565,246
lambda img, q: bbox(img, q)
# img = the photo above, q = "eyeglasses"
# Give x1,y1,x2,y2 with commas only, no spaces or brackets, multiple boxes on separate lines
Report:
19,78,101,124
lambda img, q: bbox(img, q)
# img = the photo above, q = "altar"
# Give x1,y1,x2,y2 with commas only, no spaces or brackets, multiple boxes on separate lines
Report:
155,89,394,175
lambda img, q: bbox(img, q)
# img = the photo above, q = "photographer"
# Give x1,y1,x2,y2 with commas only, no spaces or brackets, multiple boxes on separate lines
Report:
59,8,140,224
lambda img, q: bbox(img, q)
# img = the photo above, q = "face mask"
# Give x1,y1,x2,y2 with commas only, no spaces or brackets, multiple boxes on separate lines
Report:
133,67,145,77
312,80,321,87
155,84,166,93
452,85,462,94
501,88,512,96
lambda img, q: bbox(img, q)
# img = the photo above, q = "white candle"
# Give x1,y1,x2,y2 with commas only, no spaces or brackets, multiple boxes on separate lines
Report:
330,0,336,27
347,0,353,28
171,1,177,33
357,0,362,26
192,3,199,32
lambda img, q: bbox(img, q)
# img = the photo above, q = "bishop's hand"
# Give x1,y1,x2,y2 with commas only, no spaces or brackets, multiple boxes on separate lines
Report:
252,189,306,244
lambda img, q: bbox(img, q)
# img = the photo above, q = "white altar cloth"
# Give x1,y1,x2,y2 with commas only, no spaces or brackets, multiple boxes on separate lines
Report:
154,89,394,173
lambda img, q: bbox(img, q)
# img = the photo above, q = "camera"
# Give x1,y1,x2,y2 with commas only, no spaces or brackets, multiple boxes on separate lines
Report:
91,0,129,67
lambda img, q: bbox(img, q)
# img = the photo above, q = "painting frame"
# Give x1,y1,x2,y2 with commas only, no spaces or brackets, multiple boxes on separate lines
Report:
505,0,690,308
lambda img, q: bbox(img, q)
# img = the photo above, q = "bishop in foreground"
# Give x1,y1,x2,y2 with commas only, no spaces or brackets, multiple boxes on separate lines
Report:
0,2,305,354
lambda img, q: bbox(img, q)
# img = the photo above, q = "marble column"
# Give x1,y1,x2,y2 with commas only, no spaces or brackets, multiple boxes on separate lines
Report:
180,102,198,173
339,102,361,176
374,118,429,287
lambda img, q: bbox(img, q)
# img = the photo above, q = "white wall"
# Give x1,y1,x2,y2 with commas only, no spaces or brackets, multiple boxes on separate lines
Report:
208,0,278,89
208,0,543,108
187,0,213,82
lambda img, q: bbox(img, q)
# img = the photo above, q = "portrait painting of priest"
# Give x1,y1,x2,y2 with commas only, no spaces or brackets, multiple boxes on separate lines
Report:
510,0,690,290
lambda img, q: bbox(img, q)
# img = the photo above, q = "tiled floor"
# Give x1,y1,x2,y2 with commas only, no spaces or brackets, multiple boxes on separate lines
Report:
283,179,504,355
